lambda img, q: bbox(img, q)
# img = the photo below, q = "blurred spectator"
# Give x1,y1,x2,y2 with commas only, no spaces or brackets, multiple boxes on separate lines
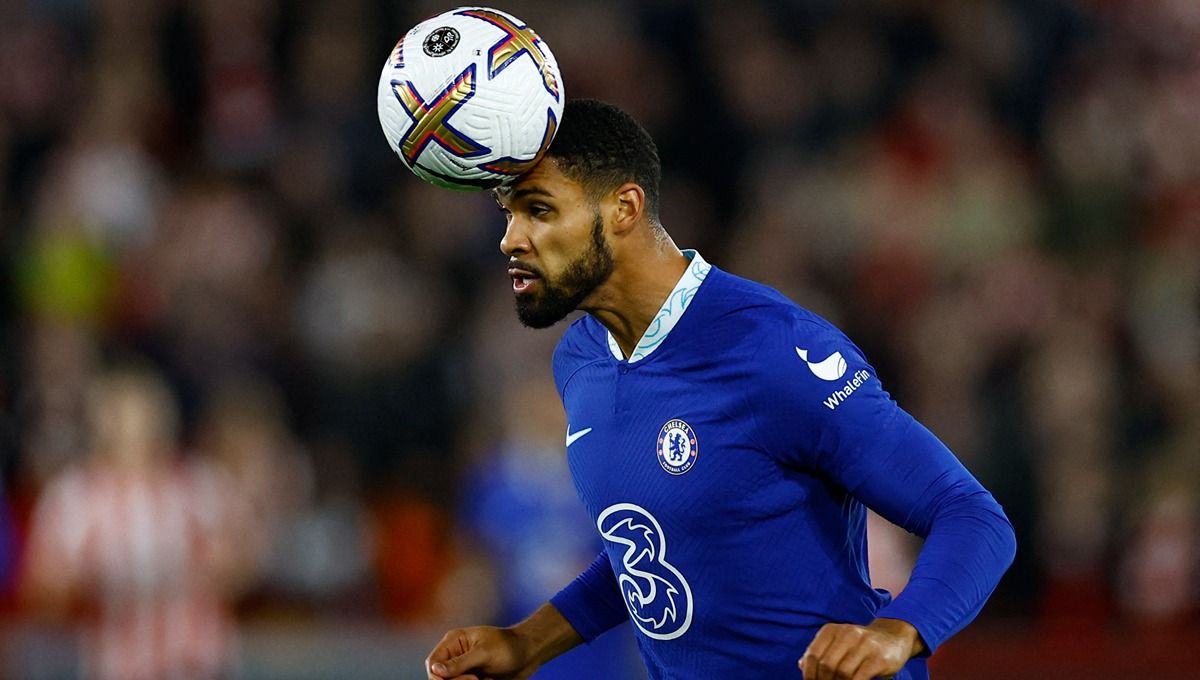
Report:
193,376,322,606
459,376,587,624
457,375,644,680
1117,452,1200,627
1024,310,1119,632
195,0,282,170
293,214,456,485
17,321,99,491
138,179,290,402
20,364,251,680
264,438,375,615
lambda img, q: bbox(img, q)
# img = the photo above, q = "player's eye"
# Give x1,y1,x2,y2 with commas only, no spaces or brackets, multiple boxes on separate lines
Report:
529,203,551,217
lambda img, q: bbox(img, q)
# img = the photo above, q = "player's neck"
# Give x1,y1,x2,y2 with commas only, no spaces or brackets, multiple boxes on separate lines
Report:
581,235,688,358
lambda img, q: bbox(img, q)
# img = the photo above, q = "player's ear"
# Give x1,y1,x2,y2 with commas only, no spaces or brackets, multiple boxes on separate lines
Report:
610,182,645,235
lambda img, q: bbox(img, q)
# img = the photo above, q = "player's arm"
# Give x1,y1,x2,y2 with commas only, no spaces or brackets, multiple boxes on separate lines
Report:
834,412,1017,653
750,319,1016,678
797,409,1015,679
426,602,581,680
803,411,1014,680
426,550,628,679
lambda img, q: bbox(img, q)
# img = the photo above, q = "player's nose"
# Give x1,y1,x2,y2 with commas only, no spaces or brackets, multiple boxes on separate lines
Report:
500,218,531,256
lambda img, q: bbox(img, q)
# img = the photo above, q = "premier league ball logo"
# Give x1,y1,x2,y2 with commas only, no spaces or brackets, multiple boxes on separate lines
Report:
657,419,698,475
422,27,460,57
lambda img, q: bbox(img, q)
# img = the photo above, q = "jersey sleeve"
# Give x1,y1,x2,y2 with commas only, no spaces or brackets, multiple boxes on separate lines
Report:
549,550,630,642
747,316,1016,653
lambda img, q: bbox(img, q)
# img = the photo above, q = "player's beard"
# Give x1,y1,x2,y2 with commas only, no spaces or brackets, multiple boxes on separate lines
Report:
514,212,614,329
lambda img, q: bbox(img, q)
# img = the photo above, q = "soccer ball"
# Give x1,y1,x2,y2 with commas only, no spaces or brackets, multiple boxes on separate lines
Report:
376,7,564,191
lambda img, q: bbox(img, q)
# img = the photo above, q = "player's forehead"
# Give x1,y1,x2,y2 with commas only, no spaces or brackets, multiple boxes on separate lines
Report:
493,157,581,205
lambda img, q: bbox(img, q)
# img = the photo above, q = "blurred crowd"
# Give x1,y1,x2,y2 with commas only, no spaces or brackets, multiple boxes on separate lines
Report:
0,0,1197,677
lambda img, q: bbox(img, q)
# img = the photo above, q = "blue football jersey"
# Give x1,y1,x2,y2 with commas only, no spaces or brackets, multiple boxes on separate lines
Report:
549,253,1015,679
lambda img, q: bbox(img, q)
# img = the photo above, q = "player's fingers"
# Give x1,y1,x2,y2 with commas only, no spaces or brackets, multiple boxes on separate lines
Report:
804,624,839,658
837,643,873,680
799,625,844,680
799,633,824,679
852,656,892,680
426,631,463,679
429,628,484,675
431,645,492,679
799,627,827,679
820,627,869,680
801,623,840,671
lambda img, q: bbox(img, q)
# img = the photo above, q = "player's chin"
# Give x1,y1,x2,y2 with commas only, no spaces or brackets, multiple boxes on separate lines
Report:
514,296,570,329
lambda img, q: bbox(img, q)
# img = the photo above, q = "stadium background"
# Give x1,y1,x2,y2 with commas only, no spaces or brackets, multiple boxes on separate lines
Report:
0,0,1197,678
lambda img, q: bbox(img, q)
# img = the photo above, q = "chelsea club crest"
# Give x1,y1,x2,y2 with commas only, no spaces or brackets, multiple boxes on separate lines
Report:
657,419,698,475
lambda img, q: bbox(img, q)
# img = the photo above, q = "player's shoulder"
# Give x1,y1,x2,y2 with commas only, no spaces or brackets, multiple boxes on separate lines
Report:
704,268,846,346
700,269,873,402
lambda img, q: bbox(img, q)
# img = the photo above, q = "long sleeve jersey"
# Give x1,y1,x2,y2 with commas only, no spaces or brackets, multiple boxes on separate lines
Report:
549,253,1016,679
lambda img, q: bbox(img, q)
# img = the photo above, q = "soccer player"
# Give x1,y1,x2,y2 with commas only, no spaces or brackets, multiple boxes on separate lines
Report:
426,100,1016,680
22,365,245,680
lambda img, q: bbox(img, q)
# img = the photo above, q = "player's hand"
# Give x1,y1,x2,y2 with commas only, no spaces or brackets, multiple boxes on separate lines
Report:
425,625,538,680
798,618,925,680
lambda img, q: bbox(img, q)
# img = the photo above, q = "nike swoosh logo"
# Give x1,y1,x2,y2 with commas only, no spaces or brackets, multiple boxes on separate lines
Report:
565,426,593,447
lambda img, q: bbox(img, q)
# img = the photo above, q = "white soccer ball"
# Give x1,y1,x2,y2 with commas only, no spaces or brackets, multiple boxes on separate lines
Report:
376,7,564,191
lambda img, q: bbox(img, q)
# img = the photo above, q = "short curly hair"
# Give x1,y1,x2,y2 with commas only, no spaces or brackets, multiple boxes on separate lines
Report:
546,99,662,222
